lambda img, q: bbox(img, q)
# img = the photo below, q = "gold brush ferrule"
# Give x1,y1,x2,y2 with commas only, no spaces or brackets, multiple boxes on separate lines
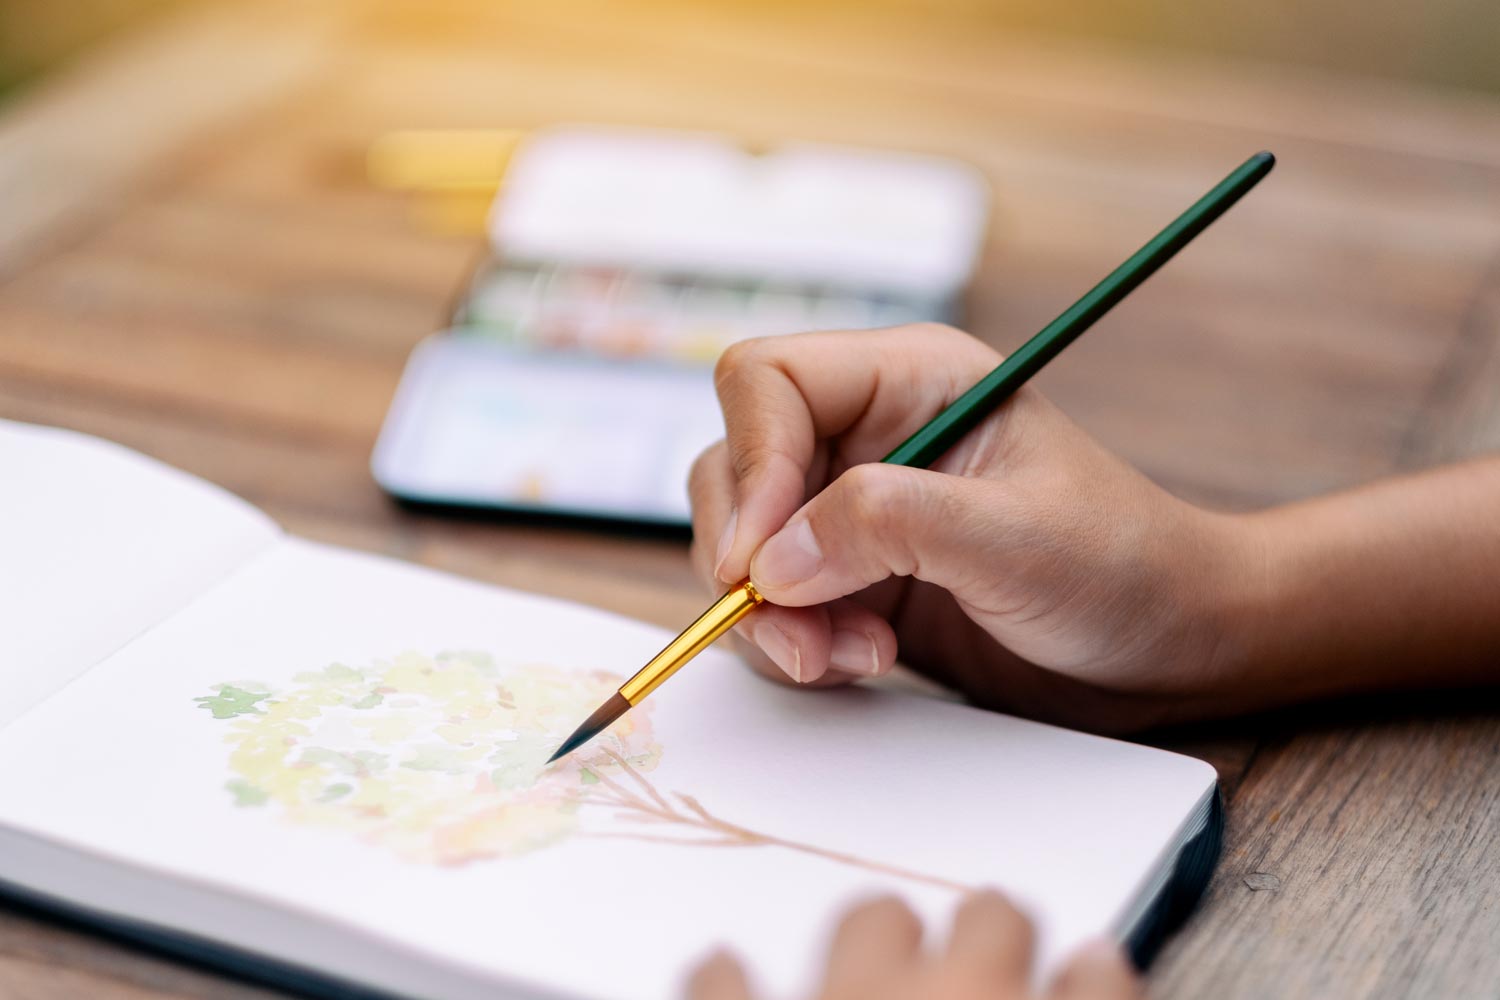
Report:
618,579,764,705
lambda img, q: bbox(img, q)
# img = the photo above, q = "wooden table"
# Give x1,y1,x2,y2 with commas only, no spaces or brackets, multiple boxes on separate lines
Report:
2,2,1497,996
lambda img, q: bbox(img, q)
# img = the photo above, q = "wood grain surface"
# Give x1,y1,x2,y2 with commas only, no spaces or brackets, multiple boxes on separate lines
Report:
0,2,1496,998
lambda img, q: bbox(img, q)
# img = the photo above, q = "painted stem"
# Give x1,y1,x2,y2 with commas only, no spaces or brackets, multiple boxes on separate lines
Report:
579,749,969,893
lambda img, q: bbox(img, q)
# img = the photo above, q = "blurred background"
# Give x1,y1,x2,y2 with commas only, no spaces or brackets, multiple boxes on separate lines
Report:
2,0,1498,523
5,0,1500,100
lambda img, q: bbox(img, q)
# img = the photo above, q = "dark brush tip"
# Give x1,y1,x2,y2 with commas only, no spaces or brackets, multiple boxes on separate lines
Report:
546,692,632,764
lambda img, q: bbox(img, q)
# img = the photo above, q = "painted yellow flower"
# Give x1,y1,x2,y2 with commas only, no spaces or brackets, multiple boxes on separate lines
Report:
196,651,660,865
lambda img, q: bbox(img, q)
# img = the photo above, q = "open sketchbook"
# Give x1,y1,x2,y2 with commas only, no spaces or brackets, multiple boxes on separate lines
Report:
0,420,1221,1000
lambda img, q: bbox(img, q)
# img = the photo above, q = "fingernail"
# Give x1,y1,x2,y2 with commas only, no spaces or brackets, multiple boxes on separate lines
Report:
830,629,881,675
713,508,738,581
752,519,822,589
753,622,802,683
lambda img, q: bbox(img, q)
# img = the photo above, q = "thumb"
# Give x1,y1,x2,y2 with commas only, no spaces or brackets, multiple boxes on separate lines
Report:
748,464,1010,607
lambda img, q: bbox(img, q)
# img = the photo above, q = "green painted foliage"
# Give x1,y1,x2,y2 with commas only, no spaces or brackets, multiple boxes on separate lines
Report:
225,779,268,807
194,685,269,719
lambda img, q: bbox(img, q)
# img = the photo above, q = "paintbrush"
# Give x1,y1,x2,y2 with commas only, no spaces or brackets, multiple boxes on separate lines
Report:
547,150,1276,764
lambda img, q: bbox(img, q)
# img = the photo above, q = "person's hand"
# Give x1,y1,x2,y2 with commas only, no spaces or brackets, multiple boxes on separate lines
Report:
688,324,1262,730
686,892,1140,1000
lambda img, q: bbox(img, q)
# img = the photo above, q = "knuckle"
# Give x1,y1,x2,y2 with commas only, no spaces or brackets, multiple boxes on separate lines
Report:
835,464,908,532
728,441,782,486
712,337,774,392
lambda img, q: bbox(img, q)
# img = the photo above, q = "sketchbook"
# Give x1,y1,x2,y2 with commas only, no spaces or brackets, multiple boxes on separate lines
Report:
0,419,1221,1000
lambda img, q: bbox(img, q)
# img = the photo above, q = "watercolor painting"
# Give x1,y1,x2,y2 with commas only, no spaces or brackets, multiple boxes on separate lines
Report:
197,650,964,889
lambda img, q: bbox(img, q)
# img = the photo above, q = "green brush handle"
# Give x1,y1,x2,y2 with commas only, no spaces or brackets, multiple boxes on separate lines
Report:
882,150,1275,469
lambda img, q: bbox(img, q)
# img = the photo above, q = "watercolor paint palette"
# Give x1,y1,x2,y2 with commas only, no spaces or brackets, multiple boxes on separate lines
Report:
454,261,942,364
0,419,1221,1000
374,126,989,526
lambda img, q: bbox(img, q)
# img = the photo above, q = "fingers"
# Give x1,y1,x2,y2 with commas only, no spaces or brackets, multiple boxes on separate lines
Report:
750,464,1016,608
685,948,754,1000
743,597,895,686
711,325,1000,586
941,890,1035,990
695,891,1082,1000
690,441,814,676
824,598,898,679
820,896,924,1000
730,593,896,687
1047,941,1142,1000
691,439,897,685
818,892,1046,1000
688,440,737,586
745,602,831,684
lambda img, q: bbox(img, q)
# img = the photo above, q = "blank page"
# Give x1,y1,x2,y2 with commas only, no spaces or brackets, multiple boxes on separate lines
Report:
0,421,279,726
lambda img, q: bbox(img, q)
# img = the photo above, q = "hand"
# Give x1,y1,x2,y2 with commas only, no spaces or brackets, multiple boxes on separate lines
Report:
688,324,1256,730
686,892,1140,1000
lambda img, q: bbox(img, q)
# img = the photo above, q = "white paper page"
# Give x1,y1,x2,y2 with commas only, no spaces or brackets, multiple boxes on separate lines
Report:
0,420,279,726
0,539,1214,1000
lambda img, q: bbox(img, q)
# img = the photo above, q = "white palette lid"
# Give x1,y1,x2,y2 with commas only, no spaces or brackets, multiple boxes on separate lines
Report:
490,126,989,296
